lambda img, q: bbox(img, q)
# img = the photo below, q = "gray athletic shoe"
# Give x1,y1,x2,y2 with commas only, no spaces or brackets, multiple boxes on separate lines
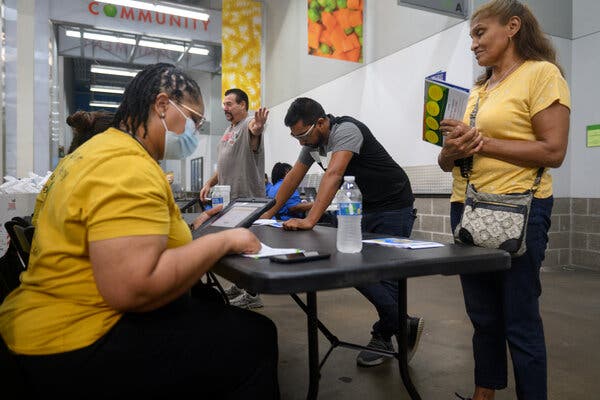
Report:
230,292,264,309
356,334,395,367
224,284,244,300
356,317,424,367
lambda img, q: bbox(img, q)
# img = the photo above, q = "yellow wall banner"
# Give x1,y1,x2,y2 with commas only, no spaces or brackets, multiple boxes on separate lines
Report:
308,0,364,63
222,0,262,110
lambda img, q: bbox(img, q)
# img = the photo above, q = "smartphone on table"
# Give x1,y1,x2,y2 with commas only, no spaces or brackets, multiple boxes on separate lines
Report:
269,251,330,263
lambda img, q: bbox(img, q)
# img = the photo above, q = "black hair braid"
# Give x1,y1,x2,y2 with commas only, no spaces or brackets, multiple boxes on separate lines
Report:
113,63,202,138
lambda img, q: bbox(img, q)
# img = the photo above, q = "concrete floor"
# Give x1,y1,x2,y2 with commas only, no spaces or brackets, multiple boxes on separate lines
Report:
231,267,600,399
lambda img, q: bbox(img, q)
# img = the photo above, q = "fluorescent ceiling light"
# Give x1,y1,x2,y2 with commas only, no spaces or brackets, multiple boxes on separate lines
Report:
103,1,209,21
67,26,211,57
66,30,137,45
90,85,125,94
155,4,209,21
90,101,120,109
91,65,140,77
65,30,81,38
188,47,210,56
138,39,185,52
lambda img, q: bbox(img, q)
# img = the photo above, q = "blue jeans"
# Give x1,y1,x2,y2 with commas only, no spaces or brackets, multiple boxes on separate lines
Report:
354,206,416,339
451,197,553,400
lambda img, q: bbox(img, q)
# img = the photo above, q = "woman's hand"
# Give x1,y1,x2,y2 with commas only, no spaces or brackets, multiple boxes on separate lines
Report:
438,119,484,171
222,228,261,254
190,204,223,230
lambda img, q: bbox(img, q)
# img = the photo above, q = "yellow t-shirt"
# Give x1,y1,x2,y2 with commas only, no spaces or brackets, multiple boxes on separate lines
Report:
450,60,571,203
0,128,192,355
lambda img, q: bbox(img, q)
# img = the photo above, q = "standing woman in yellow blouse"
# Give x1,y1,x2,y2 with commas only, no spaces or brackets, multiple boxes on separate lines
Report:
438,1,570,399
0,63,279,398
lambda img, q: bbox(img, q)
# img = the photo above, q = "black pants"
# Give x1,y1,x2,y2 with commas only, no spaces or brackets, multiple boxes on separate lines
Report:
17,293,280,399
355,206,416,338
451,197,552,399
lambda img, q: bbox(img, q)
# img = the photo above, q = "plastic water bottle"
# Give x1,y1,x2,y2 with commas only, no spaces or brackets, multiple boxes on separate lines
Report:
211,185,230,207
336,176,363,253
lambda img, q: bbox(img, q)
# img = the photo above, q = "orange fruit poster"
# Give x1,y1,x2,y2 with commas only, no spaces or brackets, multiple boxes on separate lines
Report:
308,0,364,63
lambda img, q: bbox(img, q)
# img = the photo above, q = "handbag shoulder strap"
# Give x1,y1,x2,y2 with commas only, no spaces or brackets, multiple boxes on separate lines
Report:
530,167,545,193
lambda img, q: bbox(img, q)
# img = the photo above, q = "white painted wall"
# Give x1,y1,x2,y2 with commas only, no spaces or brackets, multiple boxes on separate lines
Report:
547,35,573,198
4,0,18,177
263,4,581,197
263,0,465,107
33,0,51,175
15,0,35,177
563,0,600,198
570,31,600,197
264,23,575,197
572,0,600,39
264,21,475,174
5,0,52,178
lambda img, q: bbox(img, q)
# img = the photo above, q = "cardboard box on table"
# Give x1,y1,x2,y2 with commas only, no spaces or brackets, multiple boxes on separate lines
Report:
0,193,38,254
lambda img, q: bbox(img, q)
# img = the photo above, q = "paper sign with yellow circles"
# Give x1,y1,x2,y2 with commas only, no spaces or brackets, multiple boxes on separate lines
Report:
422,82,449,146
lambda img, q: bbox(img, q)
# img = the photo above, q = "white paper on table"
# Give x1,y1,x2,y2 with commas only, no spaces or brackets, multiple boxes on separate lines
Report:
362,238,445,249
252,219,283,228
241,242,302,259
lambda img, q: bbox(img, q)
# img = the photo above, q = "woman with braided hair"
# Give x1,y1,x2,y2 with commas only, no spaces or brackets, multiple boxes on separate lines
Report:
0,63,280,398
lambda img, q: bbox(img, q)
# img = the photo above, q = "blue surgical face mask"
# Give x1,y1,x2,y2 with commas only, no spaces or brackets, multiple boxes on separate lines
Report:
161,100,200,160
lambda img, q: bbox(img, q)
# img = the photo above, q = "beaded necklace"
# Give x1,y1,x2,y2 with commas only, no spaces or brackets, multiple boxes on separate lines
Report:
487,59,523,90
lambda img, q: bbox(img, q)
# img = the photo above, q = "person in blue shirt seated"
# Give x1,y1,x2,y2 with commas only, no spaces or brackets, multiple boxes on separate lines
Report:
266,162,312,221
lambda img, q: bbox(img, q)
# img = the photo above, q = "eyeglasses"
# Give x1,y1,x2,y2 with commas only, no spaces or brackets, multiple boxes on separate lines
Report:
178,102,206,130
290,124,315,140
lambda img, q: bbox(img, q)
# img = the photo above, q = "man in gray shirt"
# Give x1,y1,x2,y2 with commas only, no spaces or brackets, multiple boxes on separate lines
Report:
200,88,269,309
261,97,422,367
201,88,268,200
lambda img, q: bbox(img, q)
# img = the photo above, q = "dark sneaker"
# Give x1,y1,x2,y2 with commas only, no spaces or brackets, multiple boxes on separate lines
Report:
224,284,244,300
406,317,424,362
356,334,395,367
393,317,425,363
230,292,264,309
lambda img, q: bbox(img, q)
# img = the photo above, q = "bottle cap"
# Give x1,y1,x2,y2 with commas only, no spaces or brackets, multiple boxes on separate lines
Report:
213,185,231,192
344,176,355,182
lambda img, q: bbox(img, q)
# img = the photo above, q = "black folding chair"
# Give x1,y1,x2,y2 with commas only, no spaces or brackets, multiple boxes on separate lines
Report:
4,219,34,269
178,201,227,303
1,218,33,393
0,240,24,303
178,198,205,213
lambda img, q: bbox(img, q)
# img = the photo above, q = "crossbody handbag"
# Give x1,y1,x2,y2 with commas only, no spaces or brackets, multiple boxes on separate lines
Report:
453,97,544,257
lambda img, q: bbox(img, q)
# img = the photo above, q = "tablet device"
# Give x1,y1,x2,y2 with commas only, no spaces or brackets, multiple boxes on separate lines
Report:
193,197,275,237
